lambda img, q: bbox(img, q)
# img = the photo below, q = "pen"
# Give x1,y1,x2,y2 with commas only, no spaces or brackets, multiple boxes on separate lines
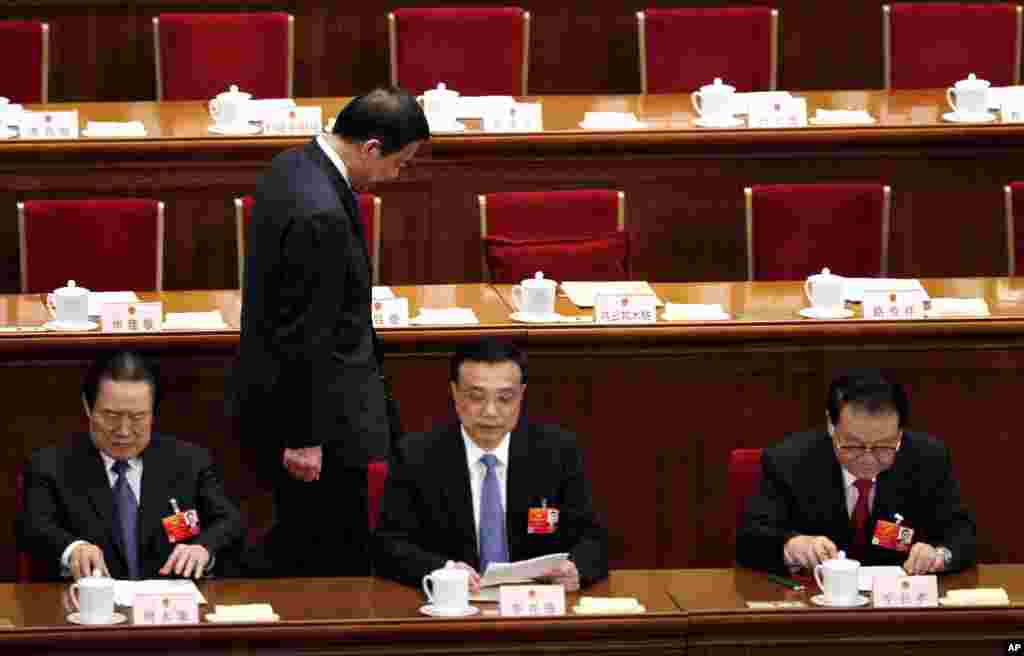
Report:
767,573,805,591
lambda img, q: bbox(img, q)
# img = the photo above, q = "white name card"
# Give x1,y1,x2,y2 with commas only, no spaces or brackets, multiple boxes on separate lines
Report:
862,289,926,320
262,106,323,135
872,575,938,608
20,110,79,139
484,102,543,132
371,298,409,328
594,293,658,324
133,592,200,625
1003,101,1024,123
499,584,566,617
747,97,808,129
101,302,163,332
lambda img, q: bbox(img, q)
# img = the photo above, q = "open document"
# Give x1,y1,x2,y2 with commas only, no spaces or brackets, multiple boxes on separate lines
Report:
471,553,570,602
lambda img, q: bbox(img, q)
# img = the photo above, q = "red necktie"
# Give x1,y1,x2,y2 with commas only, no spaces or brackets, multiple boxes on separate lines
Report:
850,478,873,560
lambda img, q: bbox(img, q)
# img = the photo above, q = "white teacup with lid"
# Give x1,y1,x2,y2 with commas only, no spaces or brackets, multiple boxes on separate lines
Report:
70,574,116,624
421,82,460,130
813,551,861,606
422,566,471,614
691,78,736,124
53,279,90,325
511,271,558,318
946,73,990,117
208,84,253,129
804,268,845,313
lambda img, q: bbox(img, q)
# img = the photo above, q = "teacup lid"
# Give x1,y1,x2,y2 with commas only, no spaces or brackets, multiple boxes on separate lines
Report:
432,565,470,579
424,82,459,98
54,279,89,296
521,271,556,288
955,73,990,89
809,267,843,281
218,84,252,99
824,551,860,569
700,77,735,93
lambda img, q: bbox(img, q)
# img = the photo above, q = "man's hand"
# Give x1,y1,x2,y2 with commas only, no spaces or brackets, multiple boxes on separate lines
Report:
903,542,944,575
449,561,482,593
540,560,580,591
283,446,322,482
69,543,109,580
160,544,211,579
784,535,838,570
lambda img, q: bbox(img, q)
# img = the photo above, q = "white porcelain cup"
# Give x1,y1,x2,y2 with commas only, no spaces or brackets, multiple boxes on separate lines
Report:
803,268,845,312
208,84,253,128
814,556,860,606
0,97,8,130
690,78,736,123
70,576,115,624
421,82,460,129
946,73,990,116
53,280,90,324
511,271,557,317
422,567,470,613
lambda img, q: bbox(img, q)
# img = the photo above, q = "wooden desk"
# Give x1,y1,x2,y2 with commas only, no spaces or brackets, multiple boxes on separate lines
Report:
1,89,1019,292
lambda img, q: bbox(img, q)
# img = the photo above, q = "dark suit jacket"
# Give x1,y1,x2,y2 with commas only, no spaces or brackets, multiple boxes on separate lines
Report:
21,433,244,580
736,429,976,573
231,139,389,465
374,422,609,587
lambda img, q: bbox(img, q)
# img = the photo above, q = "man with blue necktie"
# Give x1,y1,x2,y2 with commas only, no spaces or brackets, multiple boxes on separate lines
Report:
374,338,608,590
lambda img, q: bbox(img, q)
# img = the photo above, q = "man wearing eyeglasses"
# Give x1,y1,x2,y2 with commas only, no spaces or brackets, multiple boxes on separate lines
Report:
737,371,975,575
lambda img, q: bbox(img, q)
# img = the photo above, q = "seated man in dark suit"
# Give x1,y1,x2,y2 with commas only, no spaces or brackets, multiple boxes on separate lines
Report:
374,338,608,591
22,351,244,580
737,370,975,575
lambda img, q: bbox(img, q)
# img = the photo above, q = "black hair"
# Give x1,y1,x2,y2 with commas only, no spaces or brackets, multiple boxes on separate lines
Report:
826,370,909,428
449,338,528,385
332,86,430,156
82,351,161,412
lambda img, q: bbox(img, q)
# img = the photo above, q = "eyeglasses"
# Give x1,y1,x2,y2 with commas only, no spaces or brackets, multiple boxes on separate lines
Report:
96,410,151,428
835,440,900,461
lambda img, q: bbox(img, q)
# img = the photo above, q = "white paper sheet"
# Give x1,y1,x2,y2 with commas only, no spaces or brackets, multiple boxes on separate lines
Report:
925,297,990,317
84,121,147,137
858,565,905,591
480,552,569,588
408,307,479,325
729,91,793,116
661,303,730,320
843,278,928,303
163,311,229,330
372,286,395,300
561,281,663,308
455,96,515,119
113,579,207,606
88,292,140,317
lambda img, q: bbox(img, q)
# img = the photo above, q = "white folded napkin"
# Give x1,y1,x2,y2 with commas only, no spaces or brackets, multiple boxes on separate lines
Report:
925,298,990,317
206,603,279,622
812,109,874,124
163,311,229,330
580,112,645,129
941,588,1009,606
573,597,645,614
662,303,730,320
409,307,479,325
84,121,147,137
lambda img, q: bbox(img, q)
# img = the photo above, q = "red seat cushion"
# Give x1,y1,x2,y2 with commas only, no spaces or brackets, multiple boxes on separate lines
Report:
642,7,775,93
157,12,291,100
485,231,629,283
0,21,46,103
392,8,526,95
889,3,1020,88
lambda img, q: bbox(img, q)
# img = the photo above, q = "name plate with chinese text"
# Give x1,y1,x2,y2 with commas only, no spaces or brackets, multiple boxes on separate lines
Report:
371,298,410,328
133,592,199,625
499,585,566,617
262,106,323,136
862,289,926,320
101,302,163,332
594,294,657,324
20,110,79,139
872,575,938,608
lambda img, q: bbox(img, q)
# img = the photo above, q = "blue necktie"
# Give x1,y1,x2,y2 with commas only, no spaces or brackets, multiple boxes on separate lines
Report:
478,454,508,573
111,460,140,579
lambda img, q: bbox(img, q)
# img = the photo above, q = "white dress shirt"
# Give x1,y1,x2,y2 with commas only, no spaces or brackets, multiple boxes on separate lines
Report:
461,425,511,551
316,134,353,187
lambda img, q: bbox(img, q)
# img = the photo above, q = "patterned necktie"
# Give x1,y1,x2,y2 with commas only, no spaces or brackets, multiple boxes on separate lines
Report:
478,454,508,573
111,460,140,579
850,478,873,561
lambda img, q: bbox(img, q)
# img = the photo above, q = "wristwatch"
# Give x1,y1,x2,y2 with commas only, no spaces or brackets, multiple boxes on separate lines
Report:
935,546,953,570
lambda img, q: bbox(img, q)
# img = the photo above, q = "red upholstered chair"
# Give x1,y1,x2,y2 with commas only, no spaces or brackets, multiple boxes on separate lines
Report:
18,199,165,293
0,21,49,103
1004,183,1024,275
744,184,892,281
883,3,1022,89
367,460,389,532
388,8,530,95
638,7,778,93
478,189,628,283
235,193,382,286
154,12,294,101
729,448,762,535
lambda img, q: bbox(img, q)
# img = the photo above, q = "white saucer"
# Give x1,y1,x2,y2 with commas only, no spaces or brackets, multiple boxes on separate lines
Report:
693,116,744,128
419,604,479,617
942,111,995,124
208,124,262,135
510,311,563,323
810,594,869,608
798,307,854,320
67,612,127,625
43,319,98,331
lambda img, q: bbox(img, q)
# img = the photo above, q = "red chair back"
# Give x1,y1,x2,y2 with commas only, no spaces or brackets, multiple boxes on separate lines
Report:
729,448,763,536
1005,182,1024,275
745,183,891,281
886,3,1022,89
0,21,48,103
19,199,164,293
367,460,389,532
390,8,529,95
155,12,293,101
640,7,777,93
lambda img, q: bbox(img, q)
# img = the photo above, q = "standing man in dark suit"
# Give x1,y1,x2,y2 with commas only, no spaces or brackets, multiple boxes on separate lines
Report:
22,351,244,580
374,338,608,590
737,371,976,575
231,87,429,576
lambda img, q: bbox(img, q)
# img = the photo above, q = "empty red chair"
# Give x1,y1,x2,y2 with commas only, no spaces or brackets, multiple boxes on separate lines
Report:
1003,182,1024,275
154,12,294,101
729,448,763,536
744,184,892,281
884,3,1022,89
638,7,778,93
236,193,382,286
388,8,530,95
478,189,628,283
367,460,389,532
18,199,165,293
0,21,49,103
